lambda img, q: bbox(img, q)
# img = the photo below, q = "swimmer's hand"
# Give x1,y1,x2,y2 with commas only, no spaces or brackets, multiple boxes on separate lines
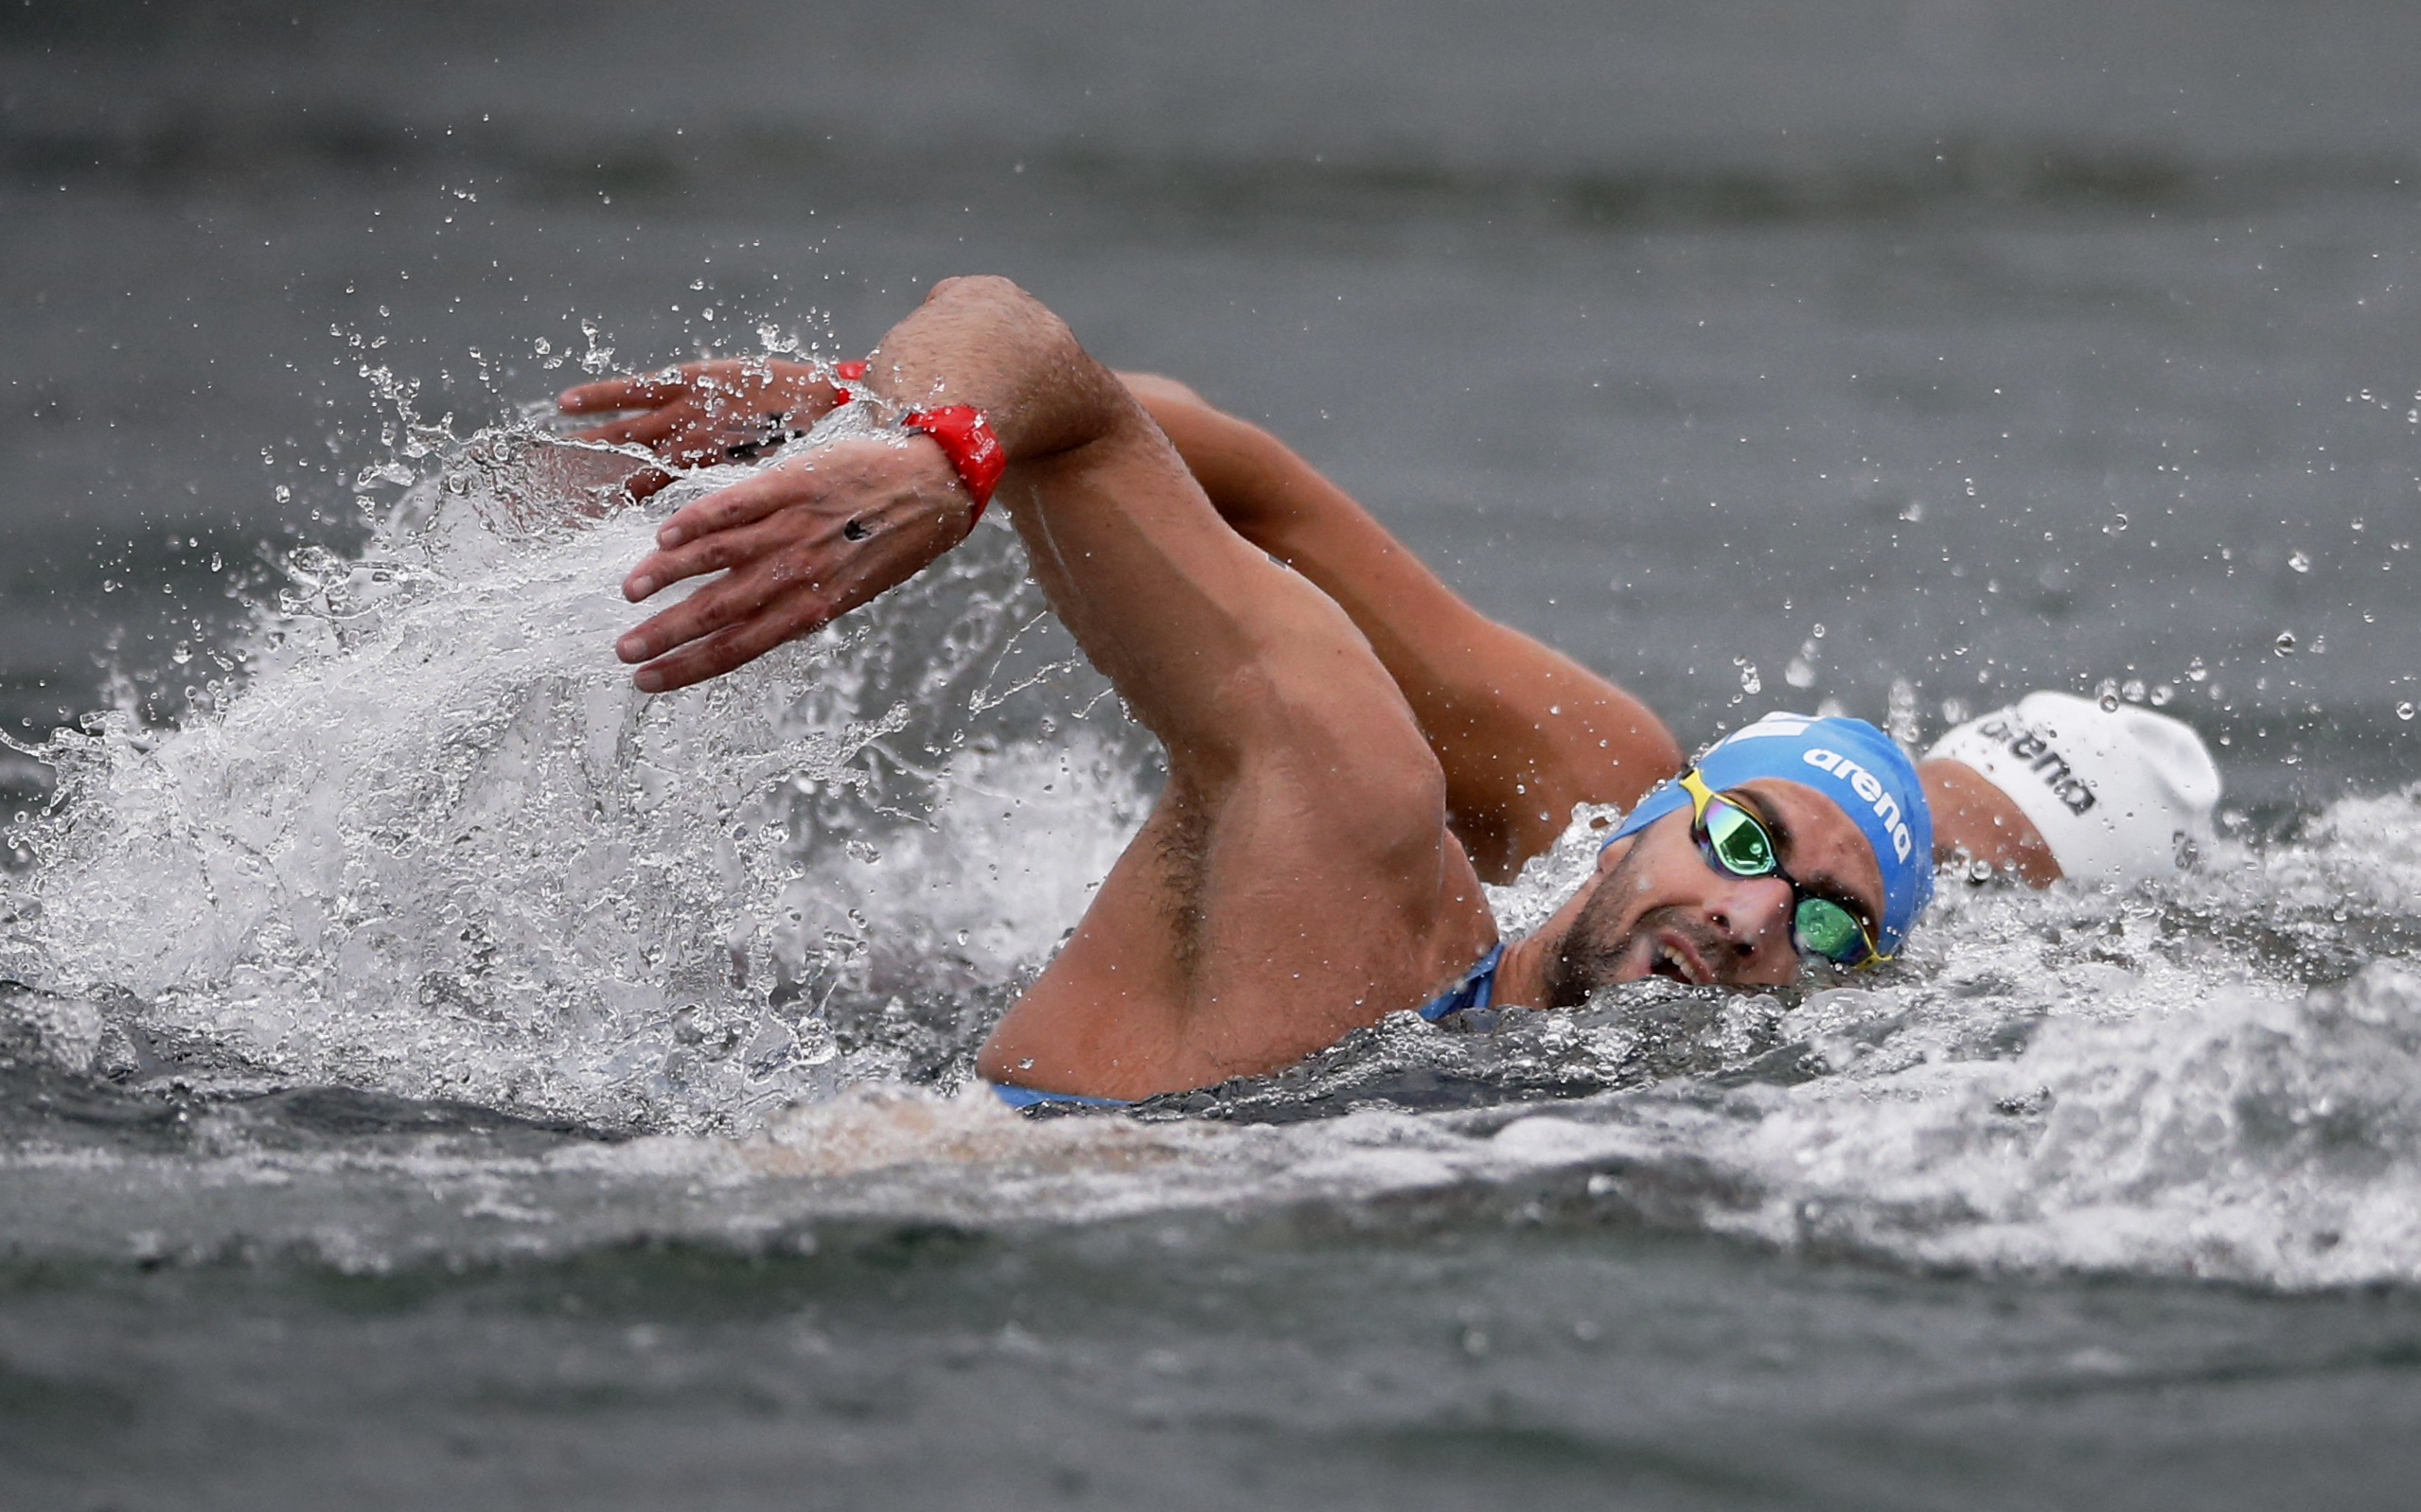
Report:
558,358,840,501
613,433,976,692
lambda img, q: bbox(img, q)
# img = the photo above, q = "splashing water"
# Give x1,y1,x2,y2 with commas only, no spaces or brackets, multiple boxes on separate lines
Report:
2,425,1148,1134
3,417,2421,1292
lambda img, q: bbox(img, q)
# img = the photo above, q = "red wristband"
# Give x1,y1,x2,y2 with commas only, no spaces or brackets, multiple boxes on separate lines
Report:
826,360,1003,535
900,404,1005,532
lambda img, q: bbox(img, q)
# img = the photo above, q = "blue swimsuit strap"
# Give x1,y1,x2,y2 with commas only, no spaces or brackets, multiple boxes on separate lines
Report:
988,1081,1132,1110
1415,941,1505,1022
990,941,1508,1109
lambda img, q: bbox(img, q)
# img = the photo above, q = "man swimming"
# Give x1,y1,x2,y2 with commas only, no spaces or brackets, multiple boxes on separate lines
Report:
559,275,2218,1102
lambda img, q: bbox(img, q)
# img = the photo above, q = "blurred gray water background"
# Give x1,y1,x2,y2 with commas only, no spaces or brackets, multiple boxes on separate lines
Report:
8,5,2421,1509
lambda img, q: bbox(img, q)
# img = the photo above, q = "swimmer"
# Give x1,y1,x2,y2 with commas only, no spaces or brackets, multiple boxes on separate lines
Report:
560,275,2219,1102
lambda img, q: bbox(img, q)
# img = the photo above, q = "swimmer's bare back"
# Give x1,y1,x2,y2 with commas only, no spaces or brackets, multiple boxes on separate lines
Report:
574,277,1499,1099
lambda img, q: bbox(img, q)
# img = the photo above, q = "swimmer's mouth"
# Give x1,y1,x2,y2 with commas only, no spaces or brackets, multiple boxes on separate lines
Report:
1646,931,1711,986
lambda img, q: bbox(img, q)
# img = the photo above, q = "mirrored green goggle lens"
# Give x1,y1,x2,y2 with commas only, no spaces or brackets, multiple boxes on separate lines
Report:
1705,797,1870,965
1792,898,1866,963
1702,800,1775,874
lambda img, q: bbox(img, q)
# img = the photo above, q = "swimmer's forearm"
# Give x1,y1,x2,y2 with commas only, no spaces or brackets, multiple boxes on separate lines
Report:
1120,379,1341,560
838,281,1380,772
1121,385,1463,658
1123,380,1681,875
847,276,1134,467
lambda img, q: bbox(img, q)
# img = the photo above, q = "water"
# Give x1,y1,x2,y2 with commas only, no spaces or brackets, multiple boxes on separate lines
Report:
7,1,2421,1505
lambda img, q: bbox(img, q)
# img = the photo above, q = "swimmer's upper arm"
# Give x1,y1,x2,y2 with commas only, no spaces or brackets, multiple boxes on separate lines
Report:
1124,378,1682,881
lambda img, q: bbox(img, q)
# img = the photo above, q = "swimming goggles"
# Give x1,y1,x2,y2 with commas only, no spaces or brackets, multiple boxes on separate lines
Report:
1677,767,1888,968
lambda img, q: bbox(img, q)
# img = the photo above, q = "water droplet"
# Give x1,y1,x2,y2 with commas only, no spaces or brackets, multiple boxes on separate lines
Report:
2273,631,2298,657
2288,549,2311,572
2400,702,2416,722
2100,693,2121,712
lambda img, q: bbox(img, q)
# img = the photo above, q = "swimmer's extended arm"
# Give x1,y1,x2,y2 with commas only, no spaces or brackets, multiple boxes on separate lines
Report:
587,280,1136,693
591,281,1402,777
588,279,1493,1096
556,318,1677,877
1118,374,1682,882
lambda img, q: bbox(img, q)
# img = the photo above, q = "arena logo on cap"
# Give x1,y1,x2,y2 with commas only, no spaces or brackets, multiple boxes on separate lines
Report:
1974,715,2097,815
1801,748,1917,861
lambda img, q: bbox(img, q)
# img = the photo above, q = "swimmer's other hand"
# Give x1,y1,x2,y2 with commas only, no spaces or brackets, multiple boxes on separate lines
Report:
558,358,839,501
613,433,978,693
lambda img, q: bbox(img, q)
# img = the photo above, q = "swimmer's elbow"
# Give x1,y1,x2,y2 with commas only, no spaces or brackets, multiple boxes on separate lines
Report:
921,275,1074,350
922,273,1026,307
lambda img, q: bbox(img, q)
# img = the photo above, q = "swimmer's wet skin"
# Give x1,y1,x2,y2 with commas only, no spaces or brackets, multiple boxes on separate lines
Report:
565,274,2218,1107
987,942,1509,1109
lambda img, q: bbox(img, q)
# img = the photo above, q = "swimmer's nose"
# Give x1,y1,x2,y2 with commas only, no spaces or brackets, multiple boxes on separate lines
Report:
1705,873,1796,966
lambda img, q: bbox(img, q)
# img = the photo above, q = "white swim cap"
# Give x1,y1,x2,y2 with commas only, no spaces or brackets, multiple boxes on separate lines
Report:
1925,692,2222,885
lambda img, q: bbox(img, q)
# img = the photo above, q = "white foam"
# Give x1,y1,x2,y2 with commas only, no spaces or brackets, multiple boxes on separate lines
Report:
4,431,1142,1134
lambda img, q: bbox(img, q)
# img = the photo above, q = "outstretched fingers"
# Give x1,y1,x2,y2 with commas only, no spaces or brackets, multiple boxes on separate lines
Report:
619,551,808,663
622,510,796,602
557,371,692,414
569,408,684,448
628,603,824,694
560,358,822,420
610,432,973,694
651,460,825,550
618,465,676,503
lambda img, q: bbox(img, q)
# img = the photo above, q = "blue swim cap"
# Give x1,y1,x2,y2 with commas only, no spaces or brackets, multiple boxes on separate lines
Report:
1606,712,1935,958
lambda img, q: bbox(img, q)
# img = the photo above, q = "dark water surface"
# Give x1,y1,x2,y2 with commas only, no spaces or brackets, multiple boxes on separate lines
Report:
12,1222,2421,1512
5,2,2421,1506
